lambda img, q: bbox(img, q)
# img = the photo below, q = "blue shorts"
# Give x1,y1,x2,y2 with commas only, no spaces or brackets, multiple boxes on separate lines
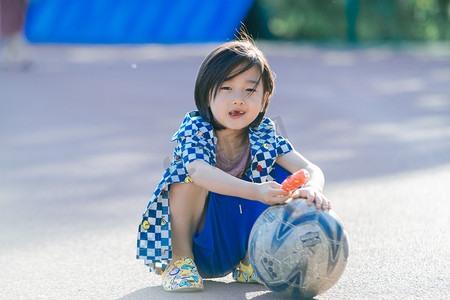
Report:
192,164,290,278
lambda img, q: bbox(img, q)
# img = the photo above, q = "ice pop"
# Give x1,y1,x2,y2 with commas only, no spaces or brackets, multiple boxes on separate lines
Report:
281,169,310,192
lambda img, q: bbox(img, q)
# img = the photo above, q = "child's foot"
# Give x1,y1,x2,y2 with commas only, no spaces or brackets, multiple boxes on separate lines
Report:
232,260,261,284
162,257,203,292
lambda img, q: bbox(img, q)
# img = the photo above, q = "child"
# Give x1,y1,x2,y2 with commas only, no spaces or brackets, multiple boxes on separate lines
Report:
0,0,31,70
136,36,331,292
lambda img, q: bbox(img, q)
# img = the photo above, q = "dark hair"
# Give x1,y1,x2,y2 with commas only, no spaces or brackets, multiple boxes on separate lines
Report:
194,38,274,130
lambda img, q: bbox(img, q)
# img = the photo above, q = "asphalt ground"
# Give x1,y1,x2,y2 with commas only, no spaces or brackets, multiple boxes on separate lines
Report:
1,42,449,299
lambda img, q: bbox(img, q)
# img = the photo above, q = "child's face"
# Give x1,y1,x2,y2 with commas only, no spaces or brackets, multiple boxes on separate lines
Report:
209,65,267,132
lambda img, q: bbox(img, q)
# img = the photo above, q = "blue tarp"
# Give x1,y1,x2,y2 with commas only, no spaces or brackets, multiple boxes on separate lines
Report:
25,0,255,44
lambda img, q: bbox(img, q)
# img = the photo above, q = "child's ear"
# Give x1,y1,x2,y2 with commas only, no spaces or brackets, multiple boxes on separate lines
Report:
261,92,270,112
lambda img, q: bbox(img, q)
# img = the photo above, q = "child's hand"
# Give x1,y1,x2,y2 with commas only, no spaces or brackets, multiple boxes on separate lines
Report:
256,182,291,205
291,187,332,210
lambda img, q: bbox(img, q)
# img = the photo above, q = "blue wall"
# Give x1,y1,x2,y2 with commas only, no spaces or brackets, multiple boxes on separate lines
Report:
25,0,254,44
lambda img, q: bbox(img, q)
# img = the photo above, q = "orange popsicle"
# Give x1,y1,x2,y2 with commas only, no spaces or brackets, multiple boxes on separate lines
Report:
281,169,310,192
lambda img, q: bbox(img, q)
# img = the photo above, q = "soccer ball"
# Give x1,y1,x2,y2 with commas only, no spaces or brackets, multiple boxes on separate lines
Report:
249,199,349,298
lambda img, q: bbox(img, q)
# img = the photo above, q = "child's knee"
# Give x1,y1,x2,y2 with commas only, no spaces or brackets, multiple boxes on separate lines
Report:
169,182,209,208
171,182,207,195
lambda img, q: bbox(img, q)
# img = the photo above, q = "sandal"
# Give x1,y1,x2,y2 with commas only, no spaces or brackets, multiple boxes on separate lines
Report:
162,257,203,292
232,260,261,284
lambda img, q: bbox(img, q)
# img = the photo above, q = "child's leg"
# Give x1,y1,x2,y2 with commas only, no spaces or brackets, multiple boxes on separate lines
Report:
242,251,250,265
161,182,208,292
233,164,292,283
192,192,270,278
169,182,209,262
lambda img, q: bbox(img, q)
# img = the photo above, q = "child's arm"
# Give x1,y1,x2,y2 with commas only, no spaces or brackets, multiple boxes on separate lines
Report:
276,150,331,210
186,160,291,205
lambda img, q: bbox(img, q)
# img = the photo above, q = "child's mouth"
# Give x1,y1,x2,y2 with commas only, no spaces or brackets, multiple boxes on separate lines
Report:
229,110,245,118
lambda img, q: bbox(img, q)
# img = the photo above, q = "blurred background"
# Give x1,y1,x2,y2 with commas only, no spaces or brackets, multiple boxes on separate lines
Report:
246,0,450,43
1,0,449,68
20,0,450,44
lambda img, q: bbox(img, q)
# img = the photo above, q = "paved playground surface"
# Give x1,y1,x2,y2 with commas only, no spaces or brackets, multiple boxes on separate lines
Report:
1,42,449,299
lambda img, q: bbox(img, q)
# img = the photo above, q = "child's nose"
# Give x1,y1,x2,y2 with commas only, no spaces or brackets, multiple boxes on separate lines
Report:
232,91,245,104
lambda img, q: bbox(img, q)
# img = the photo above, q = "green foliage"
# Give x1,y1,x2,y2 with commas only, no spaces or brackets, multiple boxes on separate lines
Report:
249,0,450,42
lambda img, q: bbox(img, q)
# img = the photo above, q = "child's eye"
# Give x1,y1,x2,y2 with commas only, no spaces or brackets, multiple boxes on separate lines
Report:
246,88,257,93
220,86,231,91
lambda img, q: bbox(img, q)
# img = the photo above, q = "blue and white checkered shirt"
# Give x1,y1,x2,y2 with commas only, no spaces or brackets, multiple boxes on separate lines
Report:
136,111,293,272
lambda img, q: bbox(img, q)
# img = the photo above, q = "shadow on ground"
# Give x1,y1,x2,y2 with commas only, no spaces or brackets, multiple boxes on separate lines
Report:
119,280,293,300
